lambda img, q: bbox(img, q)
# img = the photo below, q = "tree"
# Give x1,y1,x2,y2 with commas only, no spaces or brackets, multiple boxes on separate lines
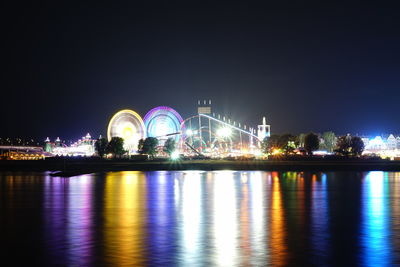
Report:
335,134,364,156
107,137,125,158
138,138,145,152
95,137,108,158
322,131,336,152
304,133,320,155
298,133,306,148
139,137,159,159
350,136,365,156
163,138,176,156
261,134,280,154
278,134,298,154
335,135,351,156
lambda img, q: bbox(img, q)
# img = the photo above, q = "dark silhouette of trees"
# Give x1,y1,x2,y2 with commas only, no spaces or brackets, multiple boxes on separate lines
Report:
304,133,320,155
278,134,298,154
107,137,125,158
262,134,298,154
139,137,159,159
261,131,363,157
298,133,306,148
95,137,108,158
351,136,365,156
335,135,351,156
321,131,336,152
335,134,365,156
138,138,145,152
163,138,176,156
261,134,280,154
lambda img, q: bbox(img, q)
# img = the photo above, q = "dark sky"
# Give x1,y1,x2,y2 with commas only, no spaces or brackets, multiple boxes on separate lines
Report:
4,2,400,140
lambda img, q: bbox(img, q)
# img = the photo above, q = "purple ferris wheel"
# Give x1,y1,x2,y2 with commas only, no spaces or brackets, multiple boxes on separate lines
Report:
143,106,185,141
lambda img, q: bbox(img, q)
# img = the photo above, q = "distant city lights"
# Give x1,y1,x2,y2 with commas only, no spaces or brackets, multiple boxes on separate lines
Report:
3,101,399,160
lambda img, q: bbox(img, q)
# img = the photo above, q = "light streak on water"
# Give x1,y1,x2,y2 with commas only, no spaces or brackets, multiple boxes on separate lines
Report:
362,171,391,267
213,171,238,266
180,171,203,265
2,171,400,266
311,173,330,264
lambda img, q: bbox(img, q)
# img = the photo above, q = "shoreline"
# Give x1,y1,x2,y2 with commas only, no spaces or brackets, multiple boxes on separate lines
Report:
1,158,400,177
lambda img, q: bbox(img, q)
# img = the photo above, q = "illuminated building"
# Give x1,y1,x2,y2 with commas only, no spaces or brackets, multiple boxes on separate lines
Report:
45,137,52,152
366,136,386,150
0,146,46,160
363,134,400,159
387,134,397,150
46,133,96,157
361,137,370,148
257,117,271,141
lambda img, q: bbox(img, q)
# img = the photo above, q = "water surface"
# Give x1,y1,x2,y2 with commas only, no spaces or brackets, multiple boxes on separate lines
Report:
1,171,399,266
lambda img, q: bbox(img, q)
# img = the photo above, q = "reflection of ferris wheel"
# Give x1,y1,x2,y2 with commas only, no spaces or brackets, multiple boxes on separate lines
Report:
107,109,146,152
144,106,184,141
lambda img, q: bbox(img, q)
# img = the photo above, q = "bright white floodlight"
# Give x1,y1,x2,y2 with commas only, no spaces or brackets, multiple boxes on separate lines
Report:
217,127,232,138
186,129,193,136
171,150,180,160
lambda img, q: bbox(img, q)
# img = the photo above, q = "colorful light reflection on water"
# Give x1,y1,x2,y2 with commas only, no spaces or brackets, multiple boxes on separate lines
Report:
1,171,400,266
361,172,391,267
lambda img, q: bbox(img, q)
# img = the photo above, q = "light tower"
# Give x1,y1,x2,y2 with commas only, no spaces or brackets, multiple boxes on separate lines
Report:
197,99,212,115
44,137,52,152
257,117,271,141
55,137,61,147
197,100,212,151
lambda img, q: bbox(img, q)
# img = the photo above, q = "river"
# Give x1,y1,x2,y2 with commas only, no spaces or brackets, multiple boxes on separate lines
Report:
1,171,399,266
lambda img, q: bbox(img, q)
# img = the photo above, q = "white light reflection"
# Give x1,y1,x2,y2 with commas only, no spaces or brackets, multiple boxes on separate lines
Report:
67,175,94,266
155,171,168,228
174,176,181,207
179,171,203,265
249,171,268,265
213,171,238,266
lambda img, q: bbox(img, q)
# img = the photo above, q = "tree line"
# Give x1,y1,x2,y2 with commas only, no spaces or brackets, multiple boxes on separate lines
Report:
94,137,126,158
95,136,176,159
96,132,365,159
262,132,365,156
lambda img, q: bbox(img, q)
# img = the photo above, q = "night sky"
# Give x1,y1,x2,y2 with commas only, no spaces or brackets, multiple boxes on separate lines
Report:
4,2,400,141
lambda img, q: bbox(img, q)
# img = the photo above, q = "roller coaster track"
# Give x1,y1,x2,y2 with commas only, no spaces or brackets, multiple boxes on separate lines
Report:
181,113,260,141
184,141,204,156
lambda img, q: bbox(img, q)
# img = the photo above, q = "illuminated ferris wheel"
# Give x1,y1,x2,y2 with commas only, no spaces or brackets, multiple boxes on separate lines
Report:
107,109,146,152
143,106,184,141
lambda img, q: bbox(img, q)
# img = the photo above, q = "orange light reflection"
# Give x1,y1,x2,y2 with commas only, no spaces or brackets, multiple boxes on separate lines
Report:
104,171,147,266
269,172,287,266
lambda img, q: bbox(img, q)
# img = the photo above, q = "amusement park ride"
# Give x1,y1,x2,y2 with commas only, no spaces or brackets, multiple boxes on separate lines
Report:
107,100,271,157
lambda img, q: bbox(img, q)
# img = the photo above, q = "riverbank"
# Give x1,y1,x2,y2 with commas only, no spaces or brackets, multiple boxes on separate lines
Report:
1,158,400,177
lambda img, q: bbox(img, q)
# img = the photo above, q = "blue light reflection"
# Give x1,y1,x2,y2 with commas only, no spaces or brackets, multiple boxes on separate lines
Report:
361,171,391,267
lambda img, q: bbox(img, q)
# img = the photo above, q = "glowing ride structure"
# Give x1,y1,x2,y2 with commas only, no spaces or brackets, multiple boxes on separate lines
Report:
106,102,400,159
107,109,146,153
143,106,184,143
181,113,268,156
106,101,270,157
177,100,271,156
